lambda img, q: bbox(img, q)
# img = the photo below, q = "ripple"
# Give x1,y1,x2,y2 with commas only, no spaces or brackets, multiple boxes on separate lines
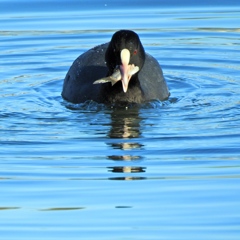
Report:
1,5,240,240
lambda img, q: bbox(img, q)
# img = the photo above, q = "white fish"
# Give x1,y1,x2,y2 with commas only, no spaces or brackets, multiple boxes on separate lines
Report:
93,65,139,86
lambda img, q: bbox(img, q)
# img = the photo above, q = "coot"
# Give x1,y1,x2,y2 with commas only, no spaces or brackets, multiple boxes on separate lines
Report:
62,30,170,104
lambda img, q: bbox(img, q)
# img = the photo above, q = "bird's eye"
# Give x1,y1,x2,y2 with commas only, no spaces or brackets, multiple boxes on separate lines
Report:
133,49,138,55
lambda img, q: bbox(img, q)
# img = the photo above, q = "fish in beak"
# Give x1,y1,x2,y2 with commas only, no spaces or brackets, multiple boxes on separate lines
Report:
93,48,139,92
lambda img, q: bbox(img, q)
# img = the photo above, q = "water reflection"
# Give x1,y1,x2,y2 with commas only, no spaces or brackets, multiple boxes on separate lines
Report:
108,107,142,139
107,108,146,180
108,155,141,161
110,142,144,150
109,176,146,180
108,166,146,173
108,166,146,180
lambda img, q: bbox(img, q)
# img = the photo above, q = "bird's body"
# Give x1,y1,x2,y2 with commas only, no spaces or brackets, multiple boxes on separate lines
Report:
62,30,170,104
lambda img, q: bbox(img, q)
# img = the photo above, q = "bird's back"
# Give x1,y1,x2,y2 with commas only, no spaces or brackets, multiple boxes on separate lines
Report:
62,43,169,104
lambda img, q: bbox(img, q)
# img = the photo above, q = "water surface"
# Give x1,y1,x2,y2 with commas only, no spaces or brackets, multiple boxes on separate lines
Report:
1,1,240,239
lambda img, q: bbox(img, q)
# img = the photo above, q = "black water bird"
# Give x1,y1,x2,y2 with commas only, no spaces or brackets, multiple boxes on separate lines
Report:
62,30,170,104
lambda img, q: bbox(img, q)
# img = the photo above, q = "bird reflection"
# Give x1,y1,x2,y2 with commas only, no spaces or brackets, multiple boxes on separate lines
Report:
108,107,141,139
108,166,146,180
108,155,141,161
108,166,146,173
110,142,144,150
107,107,146,180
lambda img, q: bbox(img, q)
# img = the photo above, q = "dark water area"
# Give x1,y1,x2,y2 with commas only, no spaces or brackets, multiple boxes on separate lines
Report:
1,0,240,239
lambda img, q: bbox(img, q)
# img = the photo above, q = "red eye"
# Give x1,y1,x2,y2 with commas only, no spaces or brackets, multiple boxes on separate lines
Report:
133,49,138,55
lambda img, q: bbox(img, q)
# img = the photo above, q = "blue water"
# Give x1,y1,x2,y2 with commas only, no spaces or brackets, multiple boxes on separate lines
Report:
1,1,240,239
